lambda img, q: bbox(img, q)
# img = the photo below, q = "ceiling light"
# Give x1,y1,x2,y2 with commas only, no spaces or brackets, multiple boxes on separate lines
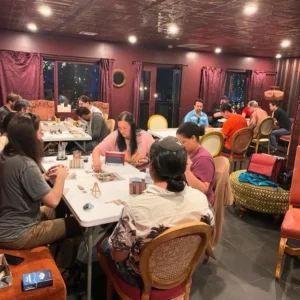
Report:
27,23,37,32
79,31,97,36
168,24,179,35
215,47,222,54
281,40,291,48
128,35,137,44
38,5,52,17
168,45,173,49
244,4,258,15
276,54,282,59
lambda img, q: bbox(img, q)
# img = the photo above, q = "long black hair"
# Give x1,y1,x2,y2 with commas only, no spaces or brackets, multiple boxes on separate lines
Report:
176,122,205,140
116,111,138,155
149,137,187,193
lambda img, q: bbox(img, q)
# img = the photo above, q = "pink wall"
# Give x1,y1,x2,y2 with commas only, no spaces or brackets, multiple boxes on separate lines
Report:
0,30,277,120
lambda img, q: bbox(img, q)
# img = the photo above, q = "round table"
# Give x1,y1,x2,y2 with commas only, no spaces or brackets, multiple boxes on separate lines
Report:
230,170,290,214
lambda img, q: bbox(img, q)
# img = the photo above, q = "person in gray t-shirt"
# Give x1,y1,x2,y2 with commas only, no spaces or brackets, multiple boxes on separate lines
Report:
0,113,81,269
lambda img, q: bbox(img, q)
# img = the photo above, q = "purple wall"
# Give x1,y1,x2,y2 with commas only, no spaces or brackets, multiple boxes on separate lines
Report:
0,30,277,120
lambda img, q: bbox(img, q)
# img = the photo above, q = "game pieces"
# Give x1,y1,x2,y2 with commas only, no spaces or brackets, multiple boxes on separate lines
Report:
129,177,146,195
91,182,101,198
77,185,87,193
69,159,84,168
93,172,123,182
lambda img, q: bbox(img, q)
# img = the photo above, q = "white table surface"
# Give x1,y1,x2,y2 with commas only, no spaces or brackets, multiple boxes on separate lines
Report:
148,127,222,139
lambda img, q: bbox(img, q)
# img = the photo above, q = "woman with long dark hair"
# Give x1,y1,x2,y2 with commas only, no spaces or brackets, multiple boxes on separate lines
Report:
0,113,81,269
101,136,214,287
92,111,154,171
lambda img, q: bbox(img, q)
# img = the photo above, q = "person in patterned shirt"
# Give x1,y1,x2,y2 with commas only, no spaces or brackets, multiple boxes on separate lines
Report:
101,136,215,287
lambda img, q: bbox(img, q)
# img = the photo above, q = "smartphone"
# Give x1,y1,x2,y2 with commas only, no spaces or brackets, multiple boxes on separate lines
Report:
4,254,24,266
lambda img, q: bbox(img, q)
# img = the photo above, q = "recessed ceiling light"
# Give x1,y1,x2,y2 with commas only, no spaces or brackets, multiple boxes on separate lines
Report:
79,31,97,36
168,45,173,49
128,35,137,44
281,40,291,48
38,5,52,17
168,24,179,35
244,3,258,15
27,23,37,32
275,54,282,59
215,47,222,54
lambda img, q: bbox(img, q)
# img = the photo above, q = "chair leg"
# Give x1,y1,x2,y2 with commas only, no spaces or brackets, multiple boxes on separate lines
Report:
184,281,192,300
267,142,270,154
275,237,287,279
106,278,113,300
255,142,259,153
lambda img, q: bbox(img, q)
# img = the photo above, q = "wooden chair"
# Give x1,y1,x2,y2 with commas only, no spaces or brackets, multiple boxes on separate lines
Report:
106,119,115,133
147,115,168,130
220,127,253,172
97,222,212,300
249,117,274,153
30,100,55,121
199,131,224,157
93,101,109,121
275,146,300,279
279,122,294,153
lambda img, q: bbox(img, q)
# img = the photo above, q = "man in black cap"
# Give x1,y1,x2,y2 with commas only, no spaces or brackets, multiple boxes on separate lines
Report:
211,95,229,127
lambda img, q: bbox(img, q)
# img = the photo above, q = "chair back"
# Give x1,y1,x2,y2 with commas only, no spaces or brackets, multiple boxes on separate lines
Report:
257,117,273,138
290,146,300,206
147,114,168,130
199,131,224,157
92,101,109,120
106,119,115,133
140,222,211,293
30,100,55,121
231,127,253,154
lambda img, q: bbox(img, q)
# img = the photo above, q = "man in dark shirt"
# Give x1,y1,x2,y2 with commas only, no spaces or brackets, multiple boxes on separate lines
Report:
211,95,229,127
269,101,291,151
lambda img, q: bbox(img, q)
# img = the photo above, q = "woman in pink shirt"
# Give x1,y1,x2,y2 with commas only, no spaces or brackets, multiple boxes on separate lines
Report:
176,122,215,205
92,111,154,171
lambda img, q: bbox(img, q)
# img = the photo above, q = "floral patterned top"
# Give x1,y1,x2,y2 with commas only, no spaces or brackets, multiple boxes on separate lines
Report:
108,185,215,275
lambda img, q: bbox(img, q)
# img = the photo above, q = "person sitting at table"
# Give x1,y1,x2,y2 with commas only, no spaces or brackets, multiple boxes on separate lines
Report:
183,99,209,127
269,101,291,152
100,136,215,287
220,103,248,153
0,112,16,152
75,107,109,151
92,111,154,171
248,100,268,138
78,95,102,115
176,122,215,205
13,99,32,113
0,113,82,270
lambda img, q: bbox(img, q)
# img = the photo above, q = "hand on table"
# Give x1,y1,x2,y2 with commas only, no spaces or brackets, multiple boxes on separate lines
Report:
56,165,69,180
43,165,59,180
92,160,102,172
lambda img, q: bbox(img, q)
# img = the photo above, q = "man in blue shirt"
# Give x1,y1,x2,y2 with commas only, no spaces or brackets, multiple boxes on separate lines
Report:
184,99,208,126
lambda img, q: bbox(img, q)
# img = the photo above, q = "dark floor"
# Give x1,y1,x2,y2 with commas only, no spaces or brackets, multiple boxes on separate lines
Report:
67,205,300,300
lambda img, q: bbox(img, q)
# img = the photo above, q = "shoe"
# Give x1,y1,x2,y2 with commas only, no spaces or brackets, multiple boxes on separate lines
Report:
271,148,278,154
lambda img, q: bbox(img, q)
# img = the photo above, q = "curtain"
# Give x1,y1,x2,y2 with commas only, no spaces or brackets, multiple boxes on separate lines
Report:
0,50,43,103
275,58,300,116
245,70,266,106
99,58,114,104
131,62,142,123
199,67,226,113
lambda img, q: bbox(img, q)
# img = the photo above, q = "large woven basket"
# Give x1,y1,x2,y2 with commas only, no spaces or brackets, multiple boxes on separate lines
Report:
230,170,289,214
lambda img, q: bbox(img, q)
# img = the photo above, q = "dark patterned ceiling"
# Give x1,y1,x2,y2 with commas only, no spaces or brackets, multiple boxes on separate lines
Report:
0,0,300,58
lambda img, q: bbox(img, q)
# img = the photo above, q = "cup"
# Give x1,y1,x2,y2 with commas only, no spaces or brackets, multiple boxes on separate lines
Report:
83,156,89,163
73,150,82,160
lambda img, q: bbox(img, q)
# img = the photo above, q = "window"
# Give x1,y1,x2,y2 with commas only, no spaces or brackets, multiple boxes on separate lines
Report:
155,68,173,102
43,61,54,100
139,71,151,102
58,62,99,109
225,72,246,107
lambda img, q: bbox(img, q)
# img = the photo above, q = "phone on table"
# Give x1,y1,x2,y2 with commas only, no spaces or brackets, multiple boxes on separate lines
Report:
4,254,24,265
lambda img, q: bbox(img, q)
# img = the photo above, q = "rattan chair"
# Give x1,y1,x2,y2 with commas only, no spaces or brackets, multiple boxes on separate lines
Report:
249,117,273,153
97,222,212,300
221,127,253,172
147,114,168,130
199,131,224,157
106,119,115,133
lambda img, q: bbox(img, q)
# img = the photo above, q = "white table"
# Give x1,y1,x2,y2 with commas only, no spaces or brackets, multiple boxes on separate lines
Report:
42,155,142,300
41,122,92,153
148,127,222,139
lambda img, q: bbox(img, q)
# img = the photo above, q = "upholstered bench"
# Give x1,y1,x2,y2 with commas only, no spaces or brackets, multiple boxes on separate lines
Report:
230,170,289,214
0,246,66,300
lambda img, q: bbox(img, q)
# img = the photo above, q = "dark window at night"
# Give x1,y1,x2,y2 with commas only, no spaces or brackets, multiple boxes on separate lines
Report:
58,62,100,109
155,68,173,102
43,60,54,100
225,72,246,107
139,71,151,102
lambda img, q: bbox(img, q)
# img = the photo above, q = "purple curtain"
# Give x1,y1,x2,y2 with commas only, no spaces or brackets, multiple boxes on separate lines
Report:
200,67,226,113
245,70,266,106
0,50,43,103
99,59,114,104
131,62,142,123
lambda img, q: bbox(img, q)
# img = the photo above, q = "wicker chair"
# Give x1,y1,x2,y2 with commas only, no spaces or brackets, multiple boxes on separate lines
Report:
249,117,273,153
199,131,224,157
30,100,55,121
106,119,115,133
97,222,212,300
93,101,109,121
220,127,253,171
147,114,168,130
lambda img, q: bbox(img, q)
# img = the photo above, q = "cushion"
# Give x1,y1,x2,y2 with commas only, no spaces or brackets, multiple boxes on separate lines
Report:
281,208,300,239
100,255,185,300
280,135,291,141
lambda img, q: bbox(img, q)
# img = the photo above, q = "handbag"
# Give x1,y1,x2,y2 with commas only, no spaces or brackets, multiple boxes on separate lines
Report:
247,153,286,182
